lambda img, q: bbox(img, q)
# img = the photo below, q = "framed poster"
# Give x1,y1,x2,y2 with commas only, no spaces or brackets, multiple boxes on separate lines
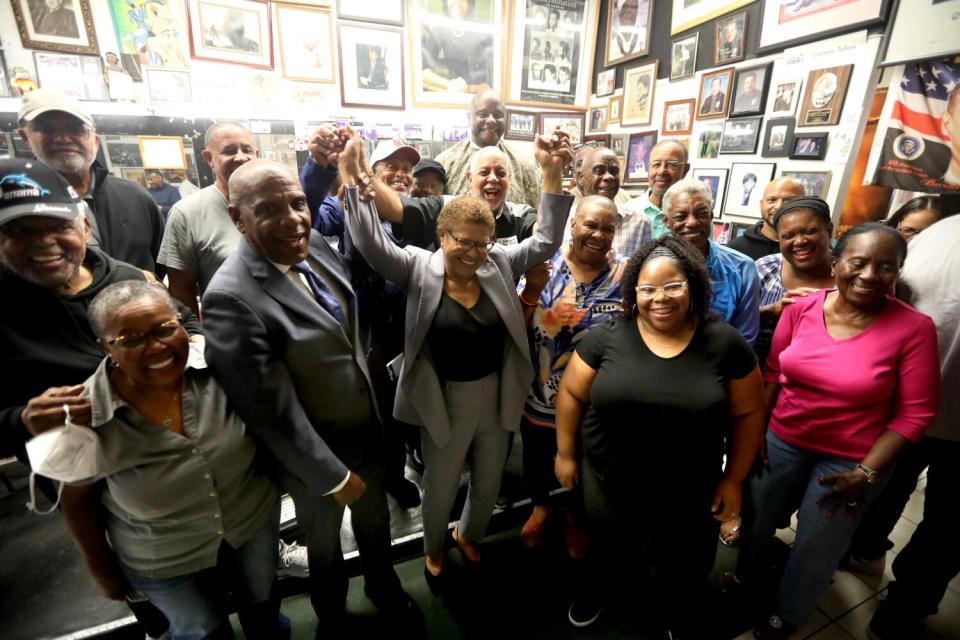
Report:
604,0,653,66
692,168,729,218
611,134,627,156
505,109,538,141
720,117,763,154
781,169,832,198
790,132,829,160
883,0,960,66
769,75,803,117
539,112,586,146
34,52,107,101
335,0,405,26
275,4,335,82
10,0,99,55
730,63,771,117
697,67,734,120
724,162,777,218
624,130,658,184
584,133,611,148
798,65,853,127
588,106,608,133
137,136,187,170
596,68,615,97
696,122,724,159
671,0,754,34
662,99,695,136
107,0,190,68
338,22,405,109
621,61,658,128
608,95,623,125
506,0,600,110
757,0,889,52
670,33,698,81
762,117,795,158
186,0,273,69
145,67,193,103
714,11,747,65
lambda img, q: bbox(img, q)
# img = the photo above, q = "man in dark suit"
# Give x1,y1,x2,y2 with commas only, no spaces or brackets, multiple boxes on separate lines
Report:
202,160,418,634
700,77,726,115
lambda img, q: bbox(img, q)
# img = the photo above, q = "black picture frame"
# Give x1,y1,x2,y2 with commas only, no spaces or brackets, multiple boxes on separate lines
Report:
762,117,795,158
505,109,538,141
720,117,763,155
790,132,829,160
730,63,772,117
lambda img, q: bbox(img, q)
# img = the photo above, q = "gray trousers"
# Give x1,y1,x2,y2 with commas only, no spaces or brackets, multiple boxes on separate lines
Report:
420,373,511,556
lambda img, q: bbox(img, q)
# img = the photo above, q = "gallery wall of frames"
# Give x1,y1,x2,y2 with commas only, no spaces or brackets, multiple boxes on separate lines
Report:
0,0,957,234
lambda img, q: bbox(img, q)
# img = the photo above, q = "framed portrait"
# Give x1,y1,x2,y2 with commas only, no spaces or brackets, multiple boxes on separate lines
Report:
597,68,615,97
729,64,770,118
34,52,107,101
758,0,888,52
275,4,335,82
781,169,832,198
137,136,187,170
724,162,777,218
696,67,734,121
107,0,190,68
790,132,829,160
608,96,623,125
539,112,586,146
769,75,803,117
883,0,960,66
507,0,600,110
107,142,143,168
799,65,853,127
624,130,658,184
415,141,434,158
604,0,653,66
714,11,747,65
720,117,763,154
505,109,538,141
588,106,608,133
338,23,405,109
186,0,273,69
335,0,405,26
611,134,628,156
584,133,611,148
670,33,698,81
144,67,193,103
120,168,147,188
621,61,658,128
10,0,99,55
671,0,754,34
762,117,795,158
692,168,729,218
696,122,724,159
662,99,695,136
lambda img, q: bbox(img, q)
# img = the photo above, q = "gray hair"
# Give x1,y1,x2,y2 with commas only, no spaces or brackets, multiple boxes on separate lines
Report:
661,178,713,220
468,146,510,176
88,280,179,339
652,138,689,163
204,120,249,149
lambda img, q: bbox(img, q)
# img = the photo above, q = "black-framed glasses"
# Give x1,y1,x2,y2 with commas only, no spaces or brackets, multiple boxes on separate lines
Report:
28,121,93,140
106,318,182,351
446,231,495,253
635,281,688,299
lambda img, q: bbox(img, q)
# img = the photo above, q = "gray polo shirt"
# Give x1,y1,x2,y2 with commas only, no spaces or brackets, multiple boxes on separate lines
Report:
157,185,241,294
84,343,279,578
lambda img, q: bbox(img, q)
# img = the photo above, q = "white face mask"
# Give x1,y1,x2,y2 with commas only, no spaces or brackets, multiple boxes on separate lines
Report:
25,404,101,514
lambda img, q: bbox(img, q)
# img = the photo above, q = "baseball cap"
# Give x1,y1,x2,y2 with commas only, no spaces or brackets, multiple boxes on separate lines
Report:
370,139,420,167
0,158,85,227
413,159,447,183
18,89,95,129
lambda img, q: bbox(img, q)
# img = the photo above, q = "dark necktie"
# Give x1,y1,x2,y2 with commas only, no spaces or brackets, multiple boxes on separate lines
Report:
291,261,347,327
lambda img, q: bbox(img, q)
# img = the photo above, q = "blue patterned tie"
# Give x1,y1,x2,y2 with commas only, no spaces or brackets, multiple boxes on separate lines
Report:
291,261,346,327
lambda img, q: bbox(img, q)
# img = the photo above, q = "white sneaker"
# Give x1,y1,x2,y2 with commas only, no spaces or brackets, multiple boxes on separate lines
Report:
278,540,310,578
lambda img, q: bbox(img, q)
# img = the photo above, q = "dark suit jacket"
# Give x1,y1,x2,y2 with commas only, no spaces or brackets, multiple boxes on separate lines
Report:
202,234,380,497
700,92,726,115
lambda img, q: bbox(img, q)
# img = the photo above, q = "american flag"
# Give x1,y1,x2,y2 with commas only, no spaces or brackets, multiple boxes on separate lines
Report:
889,60,959,144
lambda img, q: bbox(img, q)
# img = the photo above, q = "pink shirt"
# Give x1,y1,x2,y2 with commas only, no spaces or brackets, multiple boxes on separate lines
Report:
764,289,940,461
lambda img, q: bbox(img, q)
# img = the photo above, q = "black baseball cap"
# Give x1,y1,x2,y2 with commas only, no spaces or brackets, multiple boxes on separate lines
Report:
0,158,84,227
413,159,446,183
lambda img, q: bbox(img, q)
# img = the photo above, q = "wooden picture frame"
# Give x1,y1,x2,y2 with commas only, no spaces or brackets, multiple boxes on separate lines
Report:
596,68,615,97
539,111,586,146
10,0,99,55
338,22,405,110
670,33,698,81
621,60,658,128
790,132,829,160
671,0,754,34
696,67,734,121
662,99,695,136
604,0,653,66
186,0,274,69
275,3,335,83
624,130,658,184
505,109,538,141
584,133,611,148
588,106,608,133
137,135,187,170
758,0,889,53
799,65,853,127
608,95,623,125
714,11,747,65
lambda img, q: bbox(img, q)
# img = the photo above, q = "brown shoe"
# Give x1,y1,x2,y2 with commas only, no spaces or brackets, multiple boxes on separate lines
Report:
520,505,552,549
564,512,588,560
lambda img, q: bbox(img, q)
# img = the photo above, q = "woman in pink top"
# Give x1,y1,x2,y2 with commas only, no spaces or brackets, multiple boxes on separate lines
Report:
734,223,940,639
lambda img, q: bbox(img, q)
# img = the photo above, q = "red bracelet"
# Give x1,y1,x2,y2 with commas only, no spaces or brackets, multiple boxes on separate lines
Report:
519,292,539,307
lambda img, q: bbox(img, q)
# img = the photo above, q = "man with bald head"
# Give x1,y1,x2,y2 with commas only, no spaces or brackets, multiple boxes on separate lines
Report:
202,160,419,633
623,138,691,239
727,176,806,260
568,144,633,209
434,88,542,209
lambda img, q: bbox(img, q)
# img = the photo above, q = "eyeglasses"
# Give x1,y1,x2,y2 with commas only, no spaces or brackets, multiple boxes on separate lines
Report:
648,160,684,171
106,318,182,351
28,121,93,140
446,231,495,253
635,281,688,299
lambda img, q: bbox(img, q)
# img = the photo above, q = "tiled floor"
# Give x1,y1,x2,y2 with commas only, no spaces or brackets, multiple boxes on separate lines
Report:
735,472,960,640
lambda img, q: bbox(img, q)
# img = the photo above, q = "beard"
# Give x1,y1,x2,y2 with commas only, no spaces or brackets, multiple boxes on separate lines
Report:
39,149,95,176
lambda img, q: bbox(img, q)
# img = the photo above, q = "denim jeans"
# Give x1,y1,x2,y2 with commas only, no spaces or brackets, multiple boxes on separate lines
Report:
737,431,890,625
124,510,283,640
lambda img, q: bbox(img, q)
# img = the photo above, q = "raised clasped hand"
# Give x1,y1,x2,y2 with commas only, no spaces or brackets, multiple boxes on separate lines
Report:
533,127,573,171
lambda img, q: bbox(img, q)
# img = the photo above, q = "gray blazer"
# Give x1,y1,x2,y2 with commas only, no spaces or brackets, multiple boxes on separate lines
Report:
344,187,571,449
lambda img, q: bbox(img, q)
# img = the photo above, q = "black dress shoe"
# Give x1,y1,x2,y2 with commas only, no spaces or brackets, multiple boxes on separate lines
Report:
387,478,421,509
423,566,451,596
366,587,424,632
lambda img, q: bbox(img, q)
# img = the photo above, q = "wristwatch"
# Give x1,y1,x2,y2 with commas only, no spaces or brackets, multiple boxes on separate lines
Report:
855,463,879,484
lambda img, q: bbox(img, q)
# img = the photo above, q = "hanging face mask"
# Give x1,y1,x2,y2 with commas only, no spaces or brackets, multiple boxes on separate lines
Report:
25,404,101,514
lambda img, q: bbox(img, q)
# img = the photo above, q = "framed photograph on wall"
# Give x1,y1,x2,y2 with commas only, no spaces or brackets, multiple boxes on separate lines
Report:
670,33,698,81
145,67,193,103
692,168,729,218
762,117,795,158
338,22,405,109
137,136,187,170
608,96,623,125
611,134,628,156
596,69,615,97
671,0,754,34
757,0,888,52
107,0,190,68
604,0,653,66
769,75,803,117
275,3,335,82
696,122,724,159
730,63,770,117
186,0,274,69
621,61,658,127
507,0,601,110
697,67,734,120
724,162,777,218
883,0,960,66
714,11,747,65
588,106,608,133
539,112,586,146
781,169,832,198
790,132,828,160
505,109,538,141
720,117,763,154
10,0,99,55
584,133,611,148
662,99,695,136
34,52,107,101
624,130,658,184
799,65,853,127
335,0,405,26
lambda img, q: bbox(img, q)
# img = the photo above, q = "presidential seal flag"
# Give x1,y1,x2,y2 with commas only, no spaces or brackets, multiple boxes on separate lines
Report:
867,57,960,193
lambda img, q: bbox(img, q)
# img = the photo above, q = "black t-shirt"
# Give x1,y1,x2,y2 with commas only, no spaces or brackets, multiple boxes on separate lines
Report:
575,315,756,499
427,289,505,382
399,195,537,250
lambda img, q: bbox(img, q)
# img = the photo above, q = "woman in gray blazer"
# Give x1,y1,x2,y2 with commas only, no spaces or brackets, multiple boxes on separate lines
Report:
340,131,572,592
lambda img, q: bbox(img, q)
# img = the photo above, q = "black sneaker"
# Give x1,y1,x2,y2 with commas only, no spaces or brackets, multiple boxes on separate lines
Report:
568,590,607,627
867,601,923,640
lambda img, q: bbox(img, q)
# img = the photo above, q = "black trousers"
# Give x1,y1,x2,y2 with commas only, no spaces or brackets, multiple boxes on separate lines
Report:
520,415,559,506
